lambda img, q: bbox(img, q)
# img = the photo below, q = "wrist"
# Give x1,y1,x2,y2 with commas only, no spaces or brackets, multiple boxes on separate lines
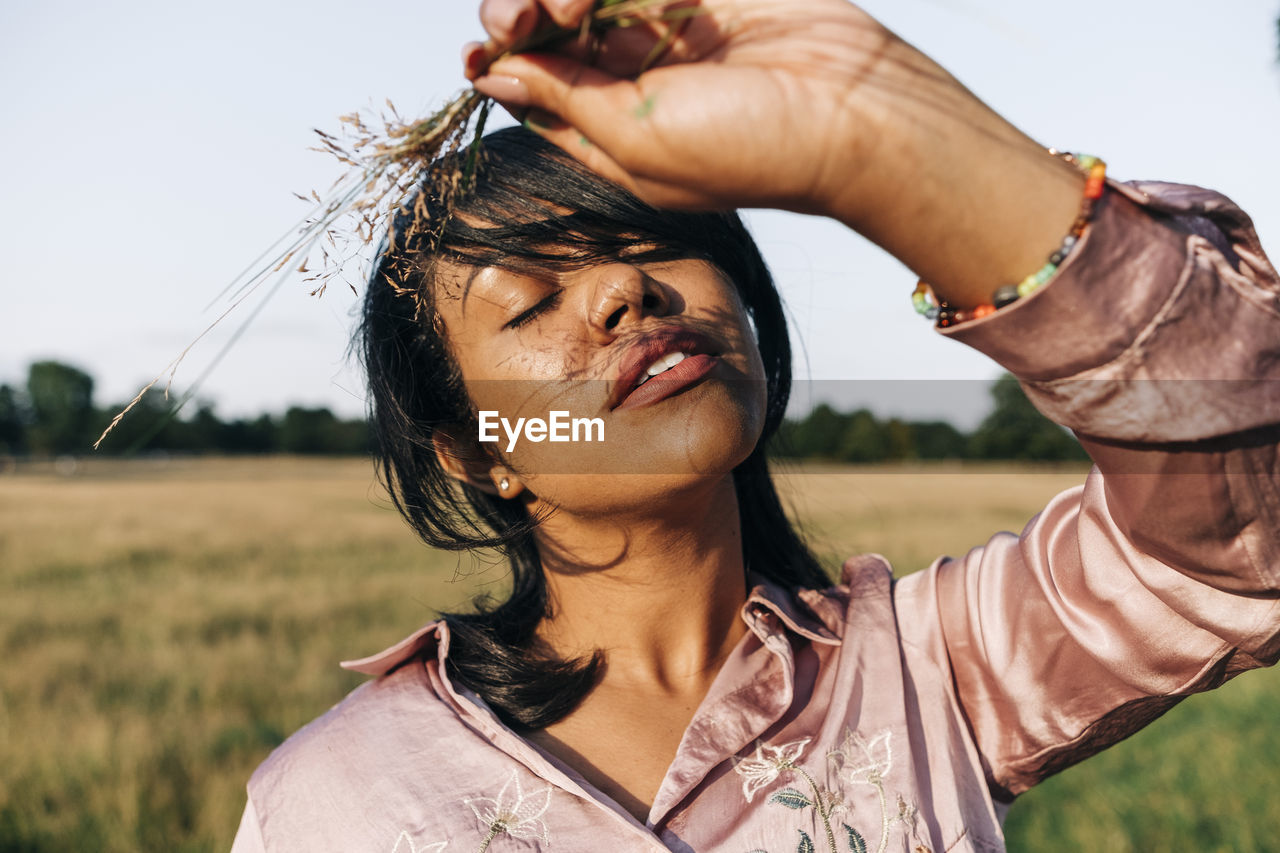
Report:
817,41,1085,306
915,153,1108,327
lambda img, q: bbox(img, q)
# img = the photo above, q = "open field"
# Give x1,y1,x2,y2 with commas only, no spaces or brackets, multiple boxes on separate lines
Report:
1,456,1276,851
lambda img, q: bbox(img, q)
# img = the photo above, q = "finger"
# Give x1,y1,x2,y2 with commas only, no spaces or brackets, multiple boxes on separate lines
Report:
521,119,639,194
478,0,543,46
528,117,721,210
478,53,657,170
540,0,596,29
462,42,489,81
482,67,721,211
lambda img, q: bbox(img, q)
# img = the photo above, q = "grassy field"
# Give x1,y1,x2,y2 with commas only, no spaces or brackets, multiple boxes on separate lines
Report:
1,456,1275,851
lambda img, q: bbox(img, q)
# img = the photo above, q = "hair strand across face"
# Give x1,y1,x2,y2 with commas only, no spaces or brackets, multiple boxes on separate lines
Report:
357,127,829,730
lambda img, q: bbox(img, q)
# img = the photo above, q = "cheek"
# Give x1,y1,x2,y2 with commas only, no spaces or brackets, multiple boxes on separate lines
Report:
456,334,599,432
459,336,584,385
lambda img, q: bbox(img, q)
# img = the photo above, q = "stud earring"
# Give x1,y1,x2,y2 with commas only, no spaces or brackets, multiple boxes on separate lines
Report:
499,477,509,492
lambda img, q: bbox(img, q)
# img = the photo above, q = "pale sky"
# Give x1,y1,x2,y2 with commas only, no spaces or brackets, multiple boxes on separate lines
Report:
2,0,1277,427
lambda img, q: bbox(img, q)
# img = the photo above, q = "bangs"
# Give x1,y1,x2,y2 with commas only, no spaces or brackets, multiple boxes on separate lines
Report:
382,127,725,279
438,211,704,276
439,137,723,273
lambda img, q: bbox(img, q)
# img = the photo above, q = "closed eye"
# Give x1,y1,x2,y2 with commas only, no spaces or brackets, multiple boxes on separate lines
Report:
505,289,563,330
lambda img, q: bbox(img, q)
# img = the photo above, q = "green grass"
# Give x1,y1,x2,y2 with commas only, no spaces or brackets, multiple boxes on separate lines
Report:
1002,671,1280,853
0,457,1275,851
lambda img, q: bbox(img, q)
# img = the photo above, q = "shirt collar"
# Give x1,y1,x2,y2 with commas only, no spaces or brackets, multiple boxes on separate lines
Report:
340,576,842,677
340,620,444,676
743,574,843,645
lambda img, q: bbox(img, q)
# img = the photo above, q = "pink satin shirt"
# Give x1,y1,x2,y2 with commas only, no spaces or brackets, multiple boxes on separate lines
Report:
231,182,1280,852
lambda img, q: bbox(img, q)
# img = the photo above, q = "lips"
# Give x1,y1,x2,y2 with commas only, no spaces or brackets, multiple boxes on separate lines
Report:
609,327,722,411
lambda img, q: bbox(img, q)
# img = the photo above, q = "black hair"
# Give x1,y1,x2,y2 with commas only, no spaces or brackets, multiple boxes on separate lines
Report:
358,126,828,730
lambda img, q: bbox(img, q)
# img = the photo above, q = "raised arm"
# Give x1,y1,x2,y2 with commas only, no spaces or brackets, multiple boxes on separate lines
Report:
895,181,1280,796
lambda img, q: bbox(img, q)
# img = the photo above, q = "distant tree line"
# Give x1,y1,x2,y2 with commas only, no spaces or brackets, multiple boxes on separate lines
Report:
0,361,369,457
0,360,1086,462
772,373,1087,463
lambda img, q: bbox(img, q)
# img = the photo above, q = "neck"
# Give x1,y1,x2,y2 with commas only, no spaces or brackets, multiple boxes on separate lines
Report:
531,475,749,692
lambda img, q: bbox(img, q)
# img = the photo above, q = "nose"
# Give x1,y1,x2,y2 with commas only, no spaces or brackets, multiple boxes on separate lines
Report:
586,264,670,342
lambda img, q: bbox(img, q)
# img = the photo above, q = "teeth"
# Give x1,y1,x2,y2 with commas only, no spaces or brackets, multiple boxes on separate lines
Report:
637,351,688,386
647,351,687,376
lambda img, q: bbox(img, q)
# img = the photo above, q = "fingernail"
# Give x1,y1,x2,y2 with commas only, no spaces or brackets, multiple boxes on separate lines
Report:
461,41,485,79
474,75,530,107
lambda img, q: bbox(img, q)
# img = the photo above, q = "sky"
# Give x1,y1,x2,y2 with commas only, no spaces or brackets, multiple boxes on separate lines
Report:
2,0,1278,428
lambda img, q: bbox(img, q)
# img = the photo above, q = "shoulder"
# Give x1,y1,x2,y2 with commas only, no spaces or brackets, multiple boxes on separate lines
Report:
243,626,487,847
248,660,451,796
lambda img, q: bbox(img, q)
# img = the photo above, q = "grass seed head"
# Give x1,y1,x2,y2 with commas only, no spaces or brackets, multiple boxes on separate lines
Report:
97,0,692,448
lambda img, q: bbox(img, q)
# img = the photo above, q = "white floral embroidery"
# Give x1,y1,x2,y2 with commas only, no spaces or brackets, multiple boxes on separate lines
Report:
896,793,919,831
828,729,896,853
732,737,812,802
830,728,892,787
741,730,930,853
390,830,447,853
465,768,553,848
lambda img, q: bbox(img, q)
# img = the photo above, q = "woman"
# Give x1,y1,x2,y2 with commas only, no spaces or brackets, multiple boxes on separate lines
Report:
232,0,1280,850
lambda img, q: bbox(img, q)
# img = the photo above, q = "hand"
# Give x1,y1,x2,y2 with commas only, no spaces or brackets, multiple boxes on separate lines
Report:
466,0,898,217
466,0,1085,307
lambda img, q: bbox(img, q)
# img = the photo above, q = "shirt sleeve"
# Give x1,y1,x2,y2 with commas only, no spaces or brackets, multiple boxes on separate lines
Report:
230,796,268,853
895,181,1280,800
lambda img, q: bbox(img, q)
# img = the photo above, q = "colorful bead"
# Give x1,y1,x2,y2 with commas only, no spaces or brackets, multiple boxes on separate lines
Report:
912,283,933,317
911,282,945,321
971,304,997,319
1084,162,1106,199
992,285,1020,308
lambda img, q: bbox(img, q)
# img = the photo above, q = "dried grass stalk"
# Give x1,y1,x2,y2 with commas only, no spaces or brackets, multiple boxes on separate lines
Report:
97,0,691,449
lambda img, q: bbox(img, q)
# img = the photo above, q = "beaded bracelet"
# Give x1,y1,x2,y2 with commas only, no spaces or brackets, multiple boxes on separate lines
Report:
912,152,1106,328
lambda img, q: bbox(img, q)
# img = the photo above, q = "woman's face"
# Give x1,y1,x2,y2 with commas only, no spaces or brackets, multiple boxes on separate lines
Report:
432,251,768,517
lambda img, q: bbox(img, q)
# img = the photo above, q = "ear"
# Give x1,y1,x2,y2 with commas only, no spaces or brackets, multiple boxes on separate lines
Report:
432,425,525,499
